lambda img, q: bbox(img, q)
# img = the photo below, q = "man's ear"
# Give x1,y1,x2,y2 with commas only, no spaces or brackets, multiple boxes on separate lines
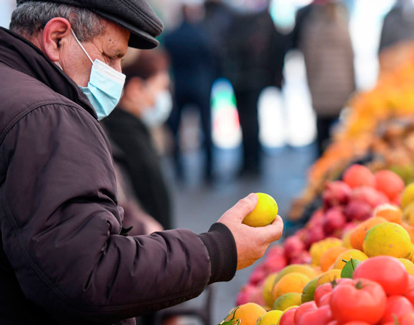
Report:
42,18,72,62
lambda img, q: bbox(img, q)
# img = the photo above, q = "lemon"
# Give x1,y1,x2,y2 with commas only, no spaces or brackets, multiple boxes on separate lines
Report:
402,183,414,210
243,193,278,227
273,292,302,311
256,310,283,325
363,223,412,258
398,258,414,276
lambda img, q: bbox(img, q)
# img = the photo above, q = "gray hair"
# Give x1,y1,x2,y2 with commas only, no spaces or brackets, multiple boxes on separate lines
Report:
9,2,106,42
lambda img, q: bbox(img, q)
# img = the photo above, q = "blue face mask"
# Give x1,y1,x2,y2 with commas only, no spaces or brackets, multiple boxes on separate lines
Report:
71,30,126,120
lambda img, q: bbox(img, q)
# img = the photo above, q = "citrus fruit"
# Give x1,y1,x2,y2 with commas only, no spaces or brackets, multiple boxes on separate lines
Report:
301,277,318,303
273,292,302,311
309,237,343,266
399,258,414,276
402,183,414,210
363,223,412,258
272,272,311,300
224,303,266,325
255,310,283,325
315,269,342,289
403,202,414,226
333,249,368,270
273,264,318,285
349,216,388,251
373,204,403,224
262,272,278,308
243,193,278,227
320,246,348,272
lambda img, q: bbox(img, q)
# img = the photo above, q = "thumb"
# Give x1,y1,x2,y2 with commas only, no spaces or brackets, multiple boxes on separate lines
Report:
231,193,259,222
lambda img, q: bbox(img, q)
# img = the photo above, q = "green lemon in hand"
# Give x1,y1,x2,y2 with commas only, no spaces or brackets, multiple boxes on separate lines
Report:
243,193,278,227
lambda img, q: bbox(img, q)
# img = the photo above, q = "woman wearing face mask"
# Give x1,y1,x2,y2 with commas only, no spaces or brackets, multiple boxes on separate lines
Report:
103,49,174,232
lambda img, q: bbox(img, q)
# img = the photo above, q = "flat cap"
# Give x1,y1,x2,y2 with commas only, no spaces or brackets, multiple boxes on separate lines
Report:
16,0,164,49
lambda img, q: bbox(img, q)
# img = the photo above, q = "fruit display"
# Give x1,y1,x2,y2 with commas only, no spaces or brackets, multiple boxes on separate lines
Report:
219,44,414,325
222,165,414,325
289,50,414,222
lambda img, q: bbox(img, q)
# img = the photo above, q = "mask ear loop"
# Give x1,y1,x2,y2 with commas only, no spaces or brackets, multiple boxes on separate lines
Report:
71,29,94,65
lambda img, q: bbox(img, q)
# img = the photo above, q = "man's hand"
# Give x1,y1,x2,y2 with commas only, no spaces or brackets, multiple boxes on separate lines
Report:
218,193,284,270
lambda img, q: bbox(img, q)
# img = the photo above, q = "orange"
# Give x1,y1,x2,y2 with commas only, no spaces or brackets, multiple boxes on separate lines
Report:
333,249,368,270
224,303,266,325
262,272,278,308
320,246,348,272
309,238,343,266
315,269,342,289
349,216,388,250
273,264,318,285
272,272,311,301
342,230,353,249
402,222,414,243
373,204,403,224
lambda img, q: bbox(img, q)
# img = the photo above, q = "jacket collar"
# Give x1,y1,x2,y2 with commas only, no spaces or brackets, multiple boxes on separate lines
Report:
0,27,97,119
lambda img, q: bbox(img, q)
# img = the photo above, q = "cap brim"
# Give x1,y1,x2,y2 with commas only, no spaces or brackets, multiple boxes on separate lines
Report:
93,10,160,49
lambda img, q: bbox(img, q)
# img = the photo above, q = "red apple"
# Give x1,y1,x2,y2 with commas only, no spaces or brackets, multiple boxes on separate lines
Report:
323,181,352,208
350,186,389,208
344,200,372,221
323,207,347,235
283,235,305,260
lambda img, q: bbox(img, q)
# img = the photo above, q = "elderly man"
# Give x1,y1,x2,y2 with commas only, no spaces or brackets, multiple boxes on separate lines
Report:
0,1,284,324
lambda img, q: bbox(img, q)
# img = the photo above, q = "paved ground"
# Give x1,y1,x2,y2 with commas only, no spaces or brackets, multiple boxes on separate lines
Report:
161,143,317,325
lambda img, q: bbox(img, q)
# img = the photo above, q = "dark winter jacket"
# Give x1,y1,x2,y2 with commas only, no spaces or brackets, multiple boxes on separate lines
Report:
222,9,289,91
0,27,237,325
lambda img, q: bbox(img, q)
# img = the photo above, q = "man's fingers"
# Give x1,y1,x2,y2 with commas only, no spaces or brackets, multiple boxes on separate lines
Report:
228,193,259,222
262,215,284,242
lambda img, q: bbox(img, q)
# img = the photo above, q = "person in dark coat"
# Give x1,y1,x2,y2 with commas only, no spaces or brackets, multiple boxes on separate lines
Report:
103,49,173,231
223,3,289,176
164,2,217,183
201,0,235,80
0,1,284,324
379,0,414,53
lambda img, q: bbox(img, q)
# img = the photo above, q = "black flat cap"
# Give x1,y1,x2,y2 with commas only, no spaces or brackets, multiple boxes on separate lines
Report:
16,0,164,49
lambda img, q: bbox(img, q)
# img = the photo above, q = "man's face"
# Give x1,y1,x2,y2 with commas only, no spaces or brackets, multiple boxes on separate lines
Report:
59,20,130,87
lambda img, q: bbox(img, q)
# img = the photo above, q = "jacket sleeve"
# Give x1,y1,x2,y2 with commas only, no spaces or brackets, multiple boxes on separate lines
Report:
0,102,237,324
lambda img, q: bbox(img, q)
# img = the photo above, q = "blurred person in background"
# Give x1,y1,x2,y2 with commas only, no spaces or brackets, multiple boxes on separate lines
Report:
164,0,217,184
291,0,355,157
379,0,414,54
378,0,414,74
103,49,174,231
201,0,235,80
223,0,289,177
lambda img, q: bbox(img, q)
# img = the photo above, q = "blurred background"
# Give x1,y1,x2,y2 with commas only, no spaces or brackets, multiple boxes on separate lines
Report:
1,0,411,324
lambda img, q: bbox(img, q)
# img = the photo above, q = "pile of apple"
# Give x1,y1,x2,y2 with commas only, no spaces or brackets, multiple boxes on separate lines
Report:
237,164,407,306
286,164,404,257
